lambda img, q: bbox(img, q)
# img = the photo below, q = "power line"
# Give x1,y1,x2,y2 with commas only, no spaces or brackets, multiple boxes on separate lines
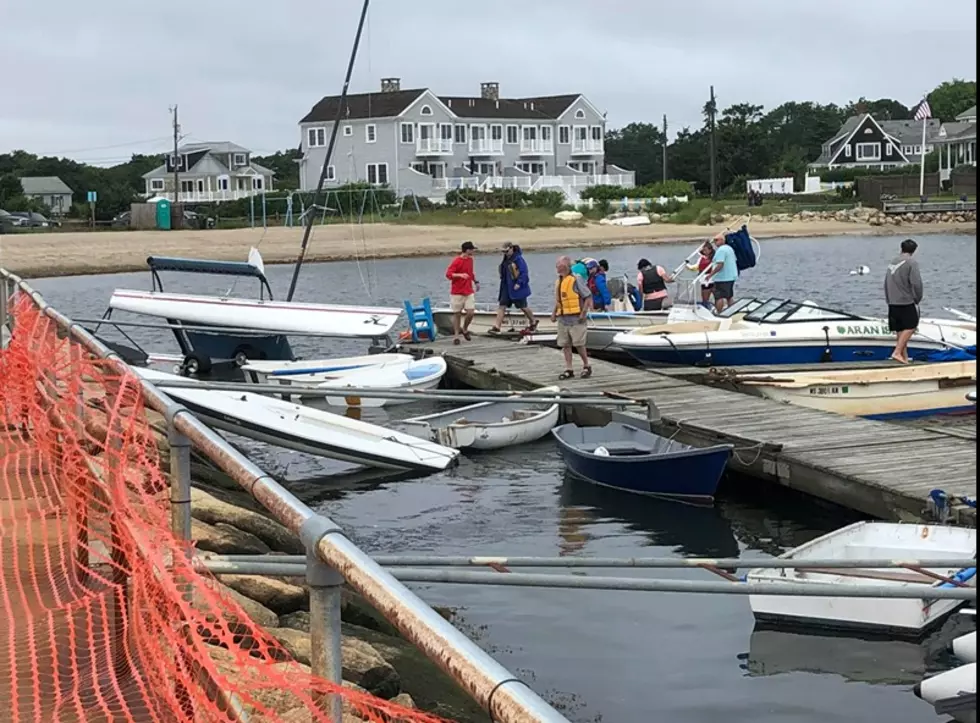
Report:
27,137,174,156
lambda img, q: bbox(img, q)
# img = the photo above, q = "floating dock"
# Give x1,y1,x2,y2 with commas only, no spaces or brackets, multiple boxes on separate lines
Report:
408,337,977,526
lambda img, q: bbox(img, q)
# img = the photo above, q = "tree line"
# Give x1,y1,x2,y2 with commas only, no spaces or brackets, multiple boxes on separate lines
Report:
0,79,974,220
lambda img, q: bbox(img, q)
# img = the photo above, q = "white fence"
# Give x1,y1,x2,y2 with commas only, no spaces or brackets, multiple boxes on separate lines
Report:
430,173,635,198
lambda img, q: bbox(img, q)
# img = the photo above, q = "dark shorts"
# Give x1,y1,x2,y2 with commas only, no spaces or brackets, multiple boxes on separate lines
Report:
713,280,735,301
888,304,920,332
499,298,528,310
642,298,665,312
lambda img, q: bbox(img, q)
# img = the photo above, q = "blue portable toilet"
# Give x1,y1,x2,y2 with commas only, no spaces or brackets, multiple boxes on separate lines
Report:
155,198,172,230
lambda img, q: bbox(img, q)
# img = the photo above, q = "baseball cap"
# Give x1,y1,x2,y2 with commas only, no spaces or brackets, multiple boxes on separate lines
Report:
461,241,477,252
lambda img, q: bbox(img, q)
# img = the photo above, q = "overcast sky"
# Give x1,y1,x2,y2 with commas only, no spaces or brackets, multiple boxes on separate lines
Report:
1,0,975,165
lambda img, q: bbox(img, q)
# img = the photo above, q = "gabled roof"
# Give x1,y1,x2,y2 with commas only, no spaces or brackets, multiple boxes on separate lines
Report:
955,104,976,121
142,150,276,180
299,89,428,123
19,176,73,195
879,118,941,145
300,89,586,123
180,141,251,155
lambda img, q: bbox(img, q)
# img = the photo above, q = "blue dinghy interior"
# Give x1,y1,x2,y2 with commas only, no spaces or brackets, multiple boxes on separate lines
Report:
551,422,732,501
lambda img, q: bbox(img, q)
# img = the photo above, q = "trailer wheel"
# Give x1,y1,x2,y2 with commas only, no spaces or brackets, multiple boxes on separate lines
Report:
182,354,211,376
233,345,262,367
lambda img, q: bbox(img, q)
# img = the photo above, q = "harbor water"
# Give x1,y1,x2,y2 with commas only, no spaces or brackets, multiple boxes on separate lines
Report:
28,233,978,722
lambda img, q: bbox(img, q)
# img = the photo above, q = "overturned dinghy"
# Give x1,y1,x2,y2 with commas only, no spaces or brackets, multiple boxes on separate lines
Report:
241,353,415,385
136,368,459,473
914,663,976,723
396,386,561,450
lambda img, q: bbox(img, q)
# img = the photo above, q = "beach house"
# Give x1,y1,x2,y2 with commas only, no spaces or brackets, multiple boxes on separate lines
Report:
932,105,977,181
141,142,275,203
296,79,634,201
808,113,941,172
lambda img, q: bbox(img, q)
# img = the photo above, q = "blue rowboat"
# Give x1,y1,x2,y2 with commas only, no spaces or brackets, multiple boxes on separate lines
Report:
551,422,732,501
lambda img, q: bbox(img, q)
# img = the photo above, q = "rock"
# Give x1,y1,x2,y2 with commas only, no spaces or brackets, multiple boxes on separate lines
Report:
191,487,304,554
390,693,416,709
553,210,582,221
192,518,271,555
212,580,280,629
266,627,401,700
219,575,308,615
281,592,403,639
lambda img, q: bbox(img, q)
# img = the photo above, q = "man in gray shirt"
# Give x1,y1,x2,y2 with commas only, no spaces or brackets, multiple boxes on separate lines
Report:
884,238,924,363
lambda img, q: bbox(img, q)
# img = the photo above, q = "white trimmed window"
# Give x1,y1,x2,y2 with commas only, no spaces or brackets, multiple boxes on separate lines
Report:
844,145,852,158
574,109,586,119
590,126,603,142
440,123,453,141
454,124,467,144
885,144,892,156
343,125,353,137
856,142,881,161
217,176,229,191
490,124,503,142
365,124,377,143
505,125,519,144
400,122,414,144
233,153,246,166
558,125,570,144
324,165,336,181
149,178,164,191
252,176,264,190
366,162,389,185
420,105,433,116
308,127,326,147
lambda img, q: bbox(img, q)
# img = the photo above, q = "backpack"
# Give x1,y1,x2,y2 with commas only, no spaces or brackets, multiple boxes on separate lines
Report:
725,225,757,272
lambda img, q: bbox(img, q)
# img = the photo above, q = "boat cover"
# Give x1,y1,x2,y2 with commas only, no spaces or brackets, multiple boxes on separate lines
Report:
725,225,757,271
914,345,977,362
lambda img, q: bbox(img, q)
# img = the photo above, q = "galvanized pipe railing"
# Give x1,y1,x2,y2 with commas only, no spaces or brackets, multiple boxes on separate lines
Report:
0,268,570,723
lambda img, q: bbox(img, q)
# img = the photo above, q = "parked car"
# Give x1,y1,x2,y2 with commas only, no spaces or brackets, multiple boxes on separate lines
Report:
9,212,60,228
112,210,131,227
1,209,26,229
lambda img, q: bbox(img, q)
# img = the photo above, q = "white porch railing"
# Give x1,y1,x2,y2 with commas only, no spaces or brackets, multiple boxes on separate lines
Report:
145,189,262,203
416,138,454,155
519,140,555,155
429,173,635,195
468,139,504,155
571,139,604,154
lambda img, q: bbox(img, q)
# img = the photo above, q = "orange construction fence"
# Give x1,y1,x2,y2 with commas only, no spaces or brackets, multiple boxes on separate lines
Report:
0,294,449,722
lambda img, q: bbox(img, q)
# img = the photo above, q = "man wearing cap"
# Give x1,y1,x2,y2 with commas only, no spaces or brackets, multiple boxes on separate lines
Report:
489,241,536,335
445,241,481,344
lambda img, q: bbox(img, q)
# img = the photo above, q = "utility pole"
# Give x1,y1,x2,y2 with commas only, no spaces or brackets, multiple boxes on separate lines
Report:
170,105,180,205
662,114,668,183
707,86,718,200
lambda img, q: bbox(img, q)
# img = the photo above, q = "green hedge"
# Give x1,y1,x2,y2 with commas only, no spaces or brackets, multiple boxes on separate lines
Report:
443,188,565,210
580,180,694,201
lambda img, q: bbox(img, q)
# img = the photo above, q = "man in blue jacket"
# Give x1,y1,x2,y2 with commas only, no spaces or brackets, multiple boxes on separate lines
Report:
489,242,536,334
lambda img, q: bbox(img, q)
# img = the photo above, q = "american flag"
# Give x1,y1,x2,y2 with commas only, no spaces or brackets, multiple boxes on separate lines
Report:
914,99,932,121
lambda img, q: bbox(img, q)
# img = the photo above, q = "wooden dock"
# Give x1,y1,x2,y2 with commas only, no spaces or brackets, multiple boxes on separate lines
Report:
407,337,977,526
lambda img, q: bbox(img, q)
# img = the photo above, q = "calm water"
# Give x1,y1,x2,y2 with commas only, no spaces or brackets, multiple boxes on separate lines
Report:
29,234,978,723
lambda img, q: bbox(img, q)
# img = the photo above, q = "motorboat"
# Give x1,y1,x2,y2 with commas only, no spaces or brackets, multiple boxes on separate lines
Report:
395,386,560,450
315,357,448,408
241,353,415,385
135,368,459,473
728,360,977,420
747,521,977,635
551,422,731,501
103,251,402,373
613,297,977,367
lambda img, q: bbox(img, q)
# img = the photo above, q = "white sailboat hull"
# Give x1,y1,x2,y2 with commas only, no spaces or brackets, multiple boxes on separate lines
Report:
242,353,415,385
397,386,560,450
954,632,977,663
135,368,458,472
748,521,976,634
110,289,403,338
315,357,448,408
736,361,976,420
915,663,977,723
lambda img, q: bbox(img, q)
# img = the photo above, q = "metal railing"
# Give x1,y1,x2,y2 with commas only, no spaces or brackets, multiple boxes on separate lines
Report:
0,267,571,723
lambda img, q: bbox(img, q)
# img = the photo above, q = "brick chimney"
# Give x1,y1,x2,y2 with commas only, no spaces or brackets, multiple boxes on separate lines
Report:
381,77,401,93
481,82,499,101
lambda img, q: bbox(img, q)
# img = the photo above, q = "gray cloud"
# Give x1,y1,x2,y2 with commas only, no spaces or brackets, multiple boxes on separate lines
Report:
1,0,974,163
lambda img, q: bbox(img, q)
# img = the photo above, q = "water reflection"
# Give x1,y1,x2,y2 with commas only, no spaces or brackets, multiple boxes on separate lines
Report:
557,472,740,558
739,614,973,686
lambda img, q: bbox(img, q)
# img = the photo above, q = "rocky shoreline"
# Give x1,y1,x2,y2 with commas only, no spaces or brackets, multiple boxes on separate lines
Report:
188,473,486,722
642,206,977,226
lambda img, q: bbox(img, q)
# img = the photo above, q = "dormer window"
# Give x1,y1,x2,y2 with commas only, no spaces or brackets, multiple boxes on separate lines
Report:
233,153,247,166
420,105,433,116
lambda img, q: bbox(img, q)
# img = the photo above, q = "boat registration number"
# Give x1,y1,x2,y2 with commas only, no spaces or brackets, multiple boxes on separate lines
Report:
809,385,849,396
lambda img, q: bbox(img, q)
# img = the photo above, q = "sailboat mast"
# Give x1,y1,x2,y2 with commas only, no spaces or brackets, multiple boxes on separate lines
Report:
286,0,372,302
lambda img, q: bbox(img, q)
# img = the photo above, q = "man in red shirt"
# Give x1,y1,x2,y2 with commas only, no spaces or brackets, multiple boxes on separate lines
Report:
445,241,480,344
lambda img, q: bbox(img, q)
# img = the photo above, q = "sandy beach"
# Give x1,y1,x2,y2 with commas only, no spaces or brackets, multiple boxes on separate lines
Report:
0,219,974,278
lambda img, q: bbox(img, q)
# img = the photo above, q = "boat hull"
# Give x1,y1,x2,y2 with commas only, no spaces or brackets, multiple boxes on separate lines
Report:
398,387,560,450
914,663,977,723
110,289,403,338
623,341,943,367
748,522,977,636
746,380,977,420
242,354,415,385
317,357,448,408
551,423,731,500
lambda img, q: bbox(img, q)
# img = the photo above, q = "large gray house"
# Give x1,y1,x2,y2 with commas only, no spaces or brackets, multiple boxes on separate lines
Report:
142,142,275,202
297,79,634,200
808,113,942,172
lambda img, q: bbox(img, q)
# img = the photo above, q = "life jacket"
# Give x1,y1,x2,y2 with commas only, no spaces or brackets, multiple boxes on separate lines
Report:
555,275,581,316
640,267,666,296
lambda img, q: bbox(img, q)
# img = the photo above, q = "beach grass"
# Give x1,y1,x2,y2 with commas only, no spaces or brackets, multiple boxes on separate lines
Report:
388,207,584,229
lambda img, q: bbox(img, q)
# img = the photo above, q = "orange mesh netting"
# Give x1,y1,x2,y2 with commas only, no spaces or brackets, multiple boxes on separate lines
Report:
0,295,450,723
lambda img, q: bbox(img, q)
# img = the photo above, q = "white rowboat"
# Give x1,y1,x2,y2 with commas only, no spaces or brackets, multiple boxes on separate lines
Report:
747,521,977,635
731,360,976,420
395,386,561,450
315,357,448,408
241,353,415,386
135,368,458,472
914,663,976,723
109,289,403,338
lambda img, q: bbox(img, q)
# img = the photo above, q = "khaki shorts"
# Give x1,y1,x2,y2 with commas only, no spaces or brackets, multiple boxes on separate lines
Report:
556,320,587,348
449,294,475,312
